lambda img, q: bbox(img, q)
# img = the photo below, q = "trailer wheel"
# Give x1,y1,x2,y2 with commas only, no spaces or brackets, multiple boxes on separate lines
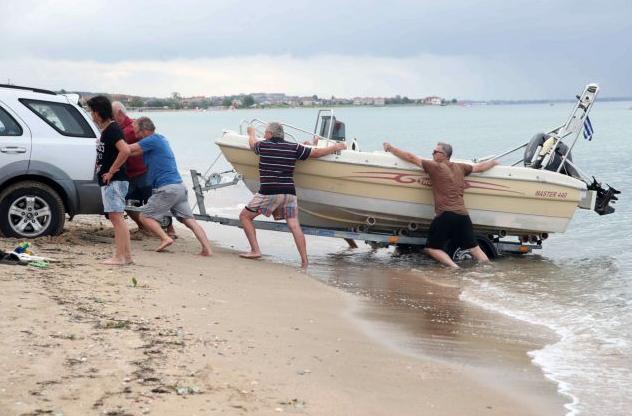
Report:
476,235,498,259
444,234,498,262
161,216,173,229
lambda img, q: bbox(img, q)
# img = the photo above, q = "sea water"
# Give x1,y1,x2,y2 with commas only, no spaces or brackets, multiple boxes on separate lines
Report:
133,100,632,415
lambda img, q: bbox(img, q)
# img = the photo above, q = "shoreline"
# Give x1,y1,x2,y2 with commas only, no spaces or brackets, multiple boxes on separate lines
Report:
0,217,564,415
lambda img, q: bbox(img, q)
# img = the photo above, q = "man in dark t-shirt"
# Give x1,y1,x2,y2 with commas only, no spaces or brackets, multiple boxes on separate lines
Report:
383,141,499,268
239,122,346,269
88,95,132,266
112,101,154,233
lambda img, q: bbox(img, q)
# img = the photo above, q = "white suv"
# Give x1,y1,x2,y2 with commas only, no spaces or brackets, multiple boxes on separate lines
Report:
0,84,102,238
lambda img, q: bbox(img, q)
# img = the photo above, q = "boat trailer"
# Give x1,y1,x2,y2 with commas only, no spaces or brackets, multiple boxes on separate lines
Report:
188,168,541,259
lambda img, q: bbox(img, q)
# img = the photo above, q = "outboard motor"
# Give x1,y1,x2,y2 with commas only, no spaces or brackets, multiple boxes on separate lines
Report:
524,133,580,178
589,177,620,215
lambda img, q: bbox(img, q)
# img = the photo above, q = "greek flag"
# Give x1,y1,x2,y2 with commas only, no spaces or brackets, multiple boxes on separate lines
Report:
583,116,594,141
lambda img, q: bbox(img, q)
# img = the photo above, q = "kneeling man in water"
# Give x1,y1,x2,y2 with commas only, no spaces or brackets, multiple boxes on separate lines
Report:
383,141,499,268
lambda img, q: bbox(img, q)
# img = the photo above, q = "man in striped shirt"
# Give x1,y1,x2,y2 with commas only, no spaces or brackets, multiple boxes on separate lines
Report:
239,122,346,268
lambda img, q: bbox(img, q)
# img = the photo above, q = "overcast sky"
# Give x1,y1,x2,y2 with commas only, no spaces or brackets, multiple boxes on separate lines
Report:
1,0,630,99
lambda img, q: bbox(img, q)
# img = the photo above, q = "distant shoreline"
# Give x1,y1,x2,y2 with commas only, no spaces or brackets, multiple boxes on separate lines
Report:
127,99,632,113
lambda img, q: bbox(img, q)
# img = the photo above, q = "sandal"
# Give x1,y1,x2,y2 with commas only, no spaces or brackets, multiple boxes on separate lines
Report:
0,250,28,266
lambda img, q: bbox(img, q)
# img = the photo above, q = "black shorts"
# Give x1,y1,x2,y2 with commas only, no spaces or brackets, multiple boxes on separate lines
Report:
426,211,477,250
126,174,153,205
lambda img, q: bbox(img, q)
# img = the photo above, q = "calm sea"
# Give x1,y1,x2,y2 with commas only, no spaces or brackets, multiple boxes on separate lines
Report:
132,101,632,416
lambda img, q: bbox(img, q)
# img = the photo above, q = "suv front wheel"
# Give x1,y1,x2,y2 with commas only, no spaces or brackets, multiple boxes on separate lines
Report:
0,181,65,238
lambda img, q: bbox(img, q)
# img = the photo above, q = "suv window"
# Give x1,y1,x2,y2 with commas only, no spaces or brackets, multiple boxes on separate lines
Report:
20,99,96,138
0,107,23,136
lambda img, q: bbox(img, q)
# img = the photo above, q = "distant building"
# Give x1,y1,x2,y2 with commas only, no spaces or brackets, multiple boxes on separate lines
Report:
251,93,287,105
423,96,443,105
353,97,379,105
181,96,208,108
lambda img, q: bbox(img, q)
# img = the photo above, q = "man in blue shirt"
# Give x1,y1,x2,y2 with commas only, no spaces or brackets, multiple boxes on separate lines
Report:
128,117,212,256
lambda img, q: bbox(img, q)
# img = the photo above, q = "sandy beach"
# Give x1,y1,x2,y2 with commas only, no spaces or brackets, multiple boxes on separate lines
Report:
0,217,563,416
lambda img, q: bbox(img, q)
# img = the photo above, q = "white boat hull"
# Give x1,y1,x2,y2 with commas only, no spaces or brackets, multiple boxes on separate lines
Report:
218,132,587,236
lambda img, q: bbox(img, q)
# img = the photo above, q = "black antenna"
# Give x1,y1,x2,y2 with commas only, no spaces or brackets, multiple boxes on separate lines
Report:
0,84,57,95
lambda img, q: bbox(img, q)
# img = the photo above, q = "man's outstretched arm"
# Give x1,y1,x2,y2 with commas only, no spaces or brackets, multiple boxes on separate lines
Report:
472,159,500,173
129,143,143,157
309,141,346,158
246,126,258,151
383,142,423,166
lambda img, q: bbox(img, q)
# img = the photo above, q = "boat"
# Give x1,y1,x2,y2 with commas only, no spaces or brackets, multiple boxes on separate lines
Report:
215,84,619,243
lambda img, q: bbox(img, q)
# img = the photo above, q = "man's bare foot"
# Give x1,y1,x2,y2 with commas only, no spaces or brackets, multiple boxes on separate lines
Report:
239,252,261,259
125,257,135,265
301,261,308,270
156,238,174,252
200,249,212,257
102,257,128,266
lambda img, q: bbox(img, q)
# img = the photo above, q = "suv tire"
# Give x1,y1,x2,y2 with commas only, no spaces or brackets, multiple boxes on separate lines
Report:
0,181,65,238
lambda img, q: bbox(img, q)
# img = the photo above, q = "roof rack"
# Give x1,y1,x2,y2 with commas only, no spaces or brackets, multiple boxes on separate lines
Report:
0,84,57,96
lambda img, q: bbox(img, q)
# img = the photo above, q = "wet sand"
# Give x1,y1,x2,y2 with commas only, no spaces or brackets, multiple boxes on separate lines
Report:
334,268,566,414
0,217,563,415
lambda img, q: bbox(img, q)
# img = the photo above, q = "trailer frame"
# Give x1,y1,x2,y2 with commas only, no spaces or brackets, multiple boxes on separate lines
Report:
189,169,541,258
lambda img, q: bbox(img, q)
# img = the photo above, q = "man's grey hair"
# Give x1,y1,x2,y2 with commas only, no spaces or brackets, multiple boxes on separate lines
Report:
437,142,453,158
111,101,127,114
136,116,156,132
265,122,284,139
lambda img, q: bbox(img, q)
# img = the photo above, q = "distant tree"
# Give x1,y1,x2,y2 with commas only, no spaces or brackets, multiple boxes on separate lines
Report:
166,99,181,109
312,94,319,100
129,97,144,108
222,97,233,107
146,98,169,108
451,98,458,104
242,95,255,107
402,96,411,104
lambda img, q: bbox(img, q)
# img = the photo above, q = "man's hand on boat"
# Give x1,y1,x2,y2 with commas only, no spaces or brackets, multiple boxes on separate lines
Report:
309,141,346,158
383,142,423,166
472,158,500,172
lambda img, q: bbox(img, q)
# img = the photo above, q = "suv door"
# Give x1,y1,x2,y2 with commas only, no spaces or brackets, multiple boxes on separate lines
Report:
19,98,97,181
0,101,31,176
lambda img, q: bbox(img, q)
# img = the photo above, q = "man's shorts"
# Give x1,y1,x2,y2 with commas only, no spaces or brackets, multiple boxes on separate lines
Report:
426,211,477,250
245,193,298,220
143,183,194,221
101,181,129,213
126,173,153,205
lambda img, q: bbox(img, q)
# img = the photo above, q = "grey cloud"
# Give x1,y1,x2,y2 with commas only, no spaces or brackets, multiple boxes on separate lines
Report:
2,0,630,60
1,0,631,98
